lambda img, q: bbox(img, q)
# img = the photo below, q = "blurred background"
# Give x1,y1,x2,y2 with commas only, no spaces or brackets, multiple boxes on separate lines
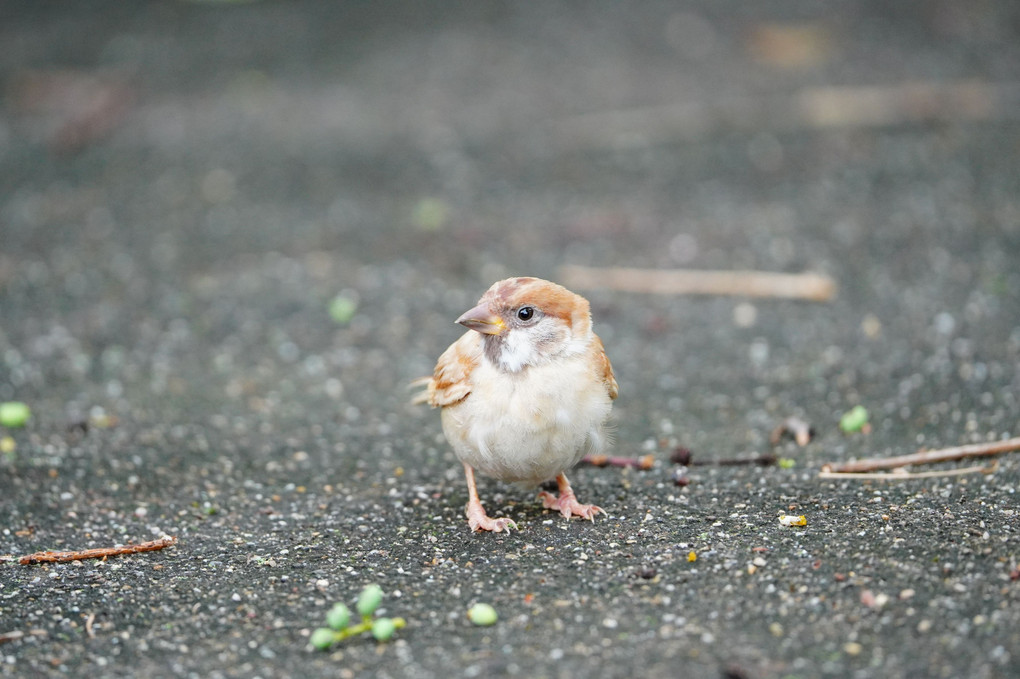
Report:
2,3,1020,677
2,0,1019,477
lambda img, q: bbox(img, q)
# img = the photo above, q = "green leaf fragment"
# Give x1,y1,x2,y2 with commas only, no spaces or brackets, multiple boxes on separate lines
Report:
839,405,869,433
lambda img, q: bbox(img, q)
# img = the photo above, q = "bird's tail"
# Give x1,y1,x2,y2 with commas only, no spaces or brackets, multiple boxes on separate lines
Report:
408,376,433,406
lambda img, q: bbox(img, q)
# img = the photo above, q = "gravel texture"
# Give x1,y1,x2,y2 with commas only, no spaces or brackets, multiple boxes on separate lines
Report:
2,2,1019,678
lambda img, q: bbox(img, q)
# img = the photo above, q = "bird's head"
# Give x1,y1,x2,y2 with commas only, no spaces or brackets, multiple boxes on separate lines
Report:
455,277,593,372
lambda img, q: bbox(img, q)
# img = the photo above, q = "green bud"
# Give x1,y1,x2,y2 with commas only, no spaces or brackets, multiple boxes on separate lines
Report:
310,627,335,651
467,603,498,626
371,617,397,641
356,584,384,617
326,603,351,630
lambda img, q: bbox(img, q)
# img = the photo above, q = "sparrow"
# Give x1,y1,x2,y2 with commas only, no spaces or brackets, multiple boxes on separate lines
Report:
416,277,618,532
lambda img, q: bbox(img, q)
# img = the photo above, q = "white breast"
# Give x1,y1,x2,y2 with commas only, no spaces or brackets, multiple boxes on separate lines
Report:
441,352,613,486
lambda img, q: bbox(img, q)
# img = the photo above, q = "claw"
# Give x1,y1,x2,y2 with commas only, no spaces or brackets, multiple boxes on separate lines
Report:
538,473,606,523
463,462,519,533
467,511,518,533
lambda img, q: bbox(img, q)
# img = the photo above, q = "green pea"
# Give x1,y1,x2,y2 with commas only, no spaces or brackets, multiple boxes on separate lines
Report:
356,584,384,617
467,603,498,626
839,405,869,433
310,627,335,651
371,617,397,641
326,603,351,630
0,402,31,428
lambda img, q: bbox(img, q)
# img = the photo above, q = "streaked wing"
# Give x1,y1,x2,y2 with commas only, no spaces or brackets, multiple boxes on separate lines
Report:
426,331,480,407
593,334,618,400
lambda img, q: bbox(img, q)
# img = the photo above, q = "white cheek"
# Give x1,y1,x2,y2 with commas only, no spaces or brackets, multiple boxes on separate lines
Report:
500,333,538,372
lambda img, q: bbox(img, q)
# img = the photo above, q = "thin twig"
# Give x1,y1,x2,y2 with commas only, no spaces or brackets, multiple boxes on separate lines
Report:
670,447,777,467
582,454,655,470
818,465,993,480
85,613,96,639
822,437,1020,474
19,536,177,565
560,265,837,302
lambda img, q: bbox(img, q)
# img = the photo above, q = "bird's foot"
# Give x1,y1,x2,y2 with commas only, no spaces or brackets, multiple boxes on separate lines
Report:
539,489,607,522
465,500,518,533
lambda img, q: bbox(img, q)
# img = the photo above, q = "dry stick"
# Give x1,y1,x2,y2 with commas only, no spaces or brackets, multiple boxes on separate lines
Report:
559,265,837,302
818,465,993,480
19,536,177,565
582,453,655,470
822,436,1020,474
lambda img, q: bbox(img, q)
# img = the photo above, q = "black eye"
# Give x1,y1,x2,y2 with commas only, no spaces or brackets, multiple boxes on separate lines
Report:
516,306,535,321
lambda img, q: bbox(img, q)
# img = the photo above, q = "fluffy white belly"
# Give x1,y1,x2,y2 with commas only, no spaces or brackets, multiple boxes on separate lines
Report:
441,356,613,485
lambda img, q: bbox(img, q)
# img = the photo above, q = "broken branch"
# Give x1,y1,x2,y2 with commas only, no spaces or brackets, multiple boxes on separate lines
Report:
821,436,1020,474
19,535,177,565
560,265,837,301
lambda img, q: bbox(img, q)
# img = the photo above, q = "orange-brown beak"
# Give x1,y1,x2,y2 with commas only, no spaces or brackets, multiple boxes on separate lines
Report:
456,303,504,335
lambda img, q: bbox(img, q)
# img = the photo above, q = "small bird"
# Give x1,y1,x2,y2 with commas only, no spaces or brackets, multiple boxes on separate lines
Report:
417,277,618,532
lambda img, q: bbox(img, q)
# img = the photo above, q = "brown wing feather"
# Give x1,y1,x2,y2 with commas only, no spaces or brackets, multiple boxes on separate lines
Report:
593,333,618,400
425,331,481,407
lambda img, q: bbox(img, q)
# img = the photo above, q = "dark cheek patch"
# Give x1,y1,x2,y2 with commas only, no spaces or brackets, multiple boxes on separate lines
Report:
483,334,507,367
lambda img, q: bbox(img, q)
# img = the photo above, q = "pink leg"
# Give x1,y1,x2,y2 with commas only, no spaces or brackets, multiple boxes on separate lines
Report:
538,473,607,522
463,463,518,533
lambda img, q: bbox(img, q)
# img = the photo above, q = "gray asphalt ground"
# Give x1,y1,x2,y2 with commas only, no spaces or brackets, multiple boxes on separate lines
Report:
2,2,1020,678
